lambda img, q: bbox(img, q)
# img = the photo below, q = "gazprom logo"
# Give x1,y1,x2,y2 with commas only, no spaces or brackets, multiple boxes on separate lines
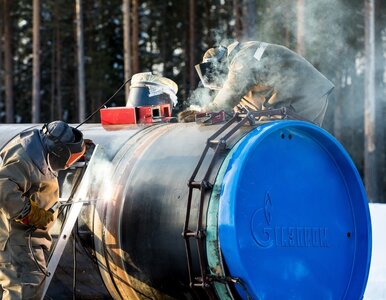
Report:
251,191,329,248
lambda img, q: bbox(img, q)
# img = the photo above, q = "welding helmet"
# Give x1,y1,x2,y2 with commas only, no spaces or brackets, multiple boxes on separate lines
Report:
195,45,229,90
42,121,86,171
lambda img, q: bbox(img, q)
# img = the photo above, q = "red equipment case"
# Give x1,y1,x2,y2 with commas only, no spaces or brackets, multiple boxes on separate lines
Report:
100,104,171,125
100,107,136,125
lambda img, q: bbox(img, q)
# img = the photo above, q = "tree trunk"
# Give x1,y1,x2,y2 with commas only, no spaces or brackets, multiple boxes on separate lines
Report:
0,1,3,115
283,1,291,47
364,0,378,202
76,0,86,122
374,0,385,202
242,0,257,40
333,70,342,142
55,2,62,119
50,1,63,120
182,1,189,105
123,0,131,103
32,0,41,123
296,0,305,56
0,1,4,113
50,28,55,121
131,0,139,74
4,0,13,123
160,4,171,77
233,0,242,40
204,0,211,47
189,0,196,91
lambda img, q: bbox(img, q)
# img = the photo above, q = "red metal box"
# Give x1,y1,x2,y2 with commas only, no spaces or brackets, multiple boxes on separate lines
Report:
100,107,136,125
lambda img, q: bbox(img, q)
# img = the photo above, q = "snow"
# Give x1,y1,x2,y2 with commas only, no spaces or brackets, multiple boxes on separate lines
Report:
364,203,386,299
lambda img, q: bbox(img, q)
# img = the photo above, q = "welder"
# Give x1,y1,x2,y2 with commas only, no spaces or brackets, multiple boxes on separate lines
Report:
179,40,334,126
0,121,85,299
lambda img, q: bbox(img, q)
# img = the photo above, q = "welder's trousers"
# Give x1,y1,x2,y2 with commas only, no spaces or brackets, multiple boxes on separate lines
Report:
309,92,330,126
0,241,46,300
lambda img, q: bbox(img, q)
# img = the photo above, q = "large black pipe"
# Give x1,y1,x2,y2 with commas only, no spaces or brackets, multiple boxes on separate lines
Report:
81,123,245,300
0,122,371,300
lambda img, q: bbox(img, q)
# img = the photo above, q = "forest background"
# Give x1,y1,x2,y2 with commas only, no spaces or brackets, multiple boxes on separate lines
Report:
0,0,385,202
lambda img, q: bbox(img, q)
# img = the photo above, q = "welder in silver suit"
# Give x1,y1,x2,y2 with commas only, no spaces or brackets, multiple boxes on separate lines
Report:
179,41,334,126
0,121,85,299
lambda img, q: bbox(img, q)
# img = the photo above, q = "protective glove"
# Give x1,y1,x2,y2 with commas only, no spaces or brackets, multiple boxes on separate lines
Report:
16,198,54,229
27,200,54,229
178,110,199,123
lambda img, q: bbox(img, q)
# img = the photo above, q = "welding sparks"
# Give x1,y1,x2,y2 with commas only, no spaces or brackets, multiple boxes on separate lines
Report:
83,154,115,204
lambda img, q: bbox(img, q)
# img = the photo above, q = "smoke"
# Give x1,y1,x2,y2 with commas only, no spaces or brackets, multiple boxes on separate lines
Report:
185,87,211,110
205,2,382,119
216,0,386,177
187,0,386,177
185,19,240,110
87,154,114,203
60,147,115,205
187,42,227,109
252,0,378,131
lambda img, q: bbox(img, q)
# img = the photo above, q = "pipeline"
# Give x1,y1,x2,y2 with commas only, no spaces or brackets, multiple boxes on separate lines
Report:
0,120,372,300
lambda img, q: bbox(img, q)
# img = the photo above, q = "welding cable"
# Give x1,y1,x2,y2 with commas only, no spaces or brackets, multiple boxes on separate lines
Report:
76,77,132,129
46,164,88,264
27,145,90,277
30,203,70,277
75,219,98,265
27,228,51,277
27,204,69,278
72,221,77,300
74,218,113,298
236,278,254,300
208,275,255,300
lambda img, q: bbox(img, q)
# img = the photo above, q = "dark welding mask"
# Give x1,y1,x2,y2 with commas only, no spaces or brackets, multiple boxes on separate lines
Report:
42,121,86,171
195,45,229,90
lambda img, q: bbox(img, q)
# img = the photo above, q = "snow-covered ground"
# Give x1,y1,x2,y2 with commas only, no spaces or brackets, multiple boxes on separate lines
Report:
364,203,386,299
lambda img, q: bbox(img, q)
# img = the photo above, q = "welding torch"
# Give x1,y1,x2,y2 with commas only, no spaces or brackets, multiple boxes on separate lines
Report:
57,198,100,206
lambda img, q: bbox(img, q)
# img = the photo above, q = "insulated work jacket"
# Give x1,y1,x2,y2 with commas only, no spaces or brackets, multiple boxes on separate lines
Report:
212,41,334,125
0,130,59,251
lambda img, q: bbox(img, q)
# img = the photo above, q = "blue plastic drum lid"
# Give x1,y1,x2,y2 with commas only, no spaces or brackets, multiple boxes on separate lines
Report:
217,121,372,300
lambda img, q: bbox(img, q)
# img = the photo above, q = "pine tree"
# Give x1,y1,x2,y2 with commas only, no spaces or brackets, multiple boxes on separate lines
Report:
4,0,13,123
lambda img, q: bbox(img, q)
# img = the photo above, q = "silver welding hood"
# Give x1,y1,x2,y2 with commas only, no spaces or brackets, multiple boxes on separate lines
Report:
195,46,229,90
42,121,85,171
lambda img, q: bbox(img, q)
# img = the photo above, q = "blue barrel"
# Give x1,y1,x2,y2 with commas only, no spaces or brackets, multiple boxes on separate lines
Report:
207,120,372,299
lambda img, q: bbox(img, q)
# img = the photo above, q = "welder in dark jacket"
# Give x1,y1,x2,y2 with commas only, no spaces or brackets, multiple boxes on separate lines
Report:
179,41,334,125
0,121,85,299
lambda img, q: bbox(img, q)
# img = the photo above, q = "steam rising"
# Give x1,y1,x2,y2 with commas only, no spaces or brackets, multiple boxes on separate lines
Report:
187,0,380,138
188,86,217,109
251,0,375,132
61,148,114,204
187,48,227,109
88,155,114,203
